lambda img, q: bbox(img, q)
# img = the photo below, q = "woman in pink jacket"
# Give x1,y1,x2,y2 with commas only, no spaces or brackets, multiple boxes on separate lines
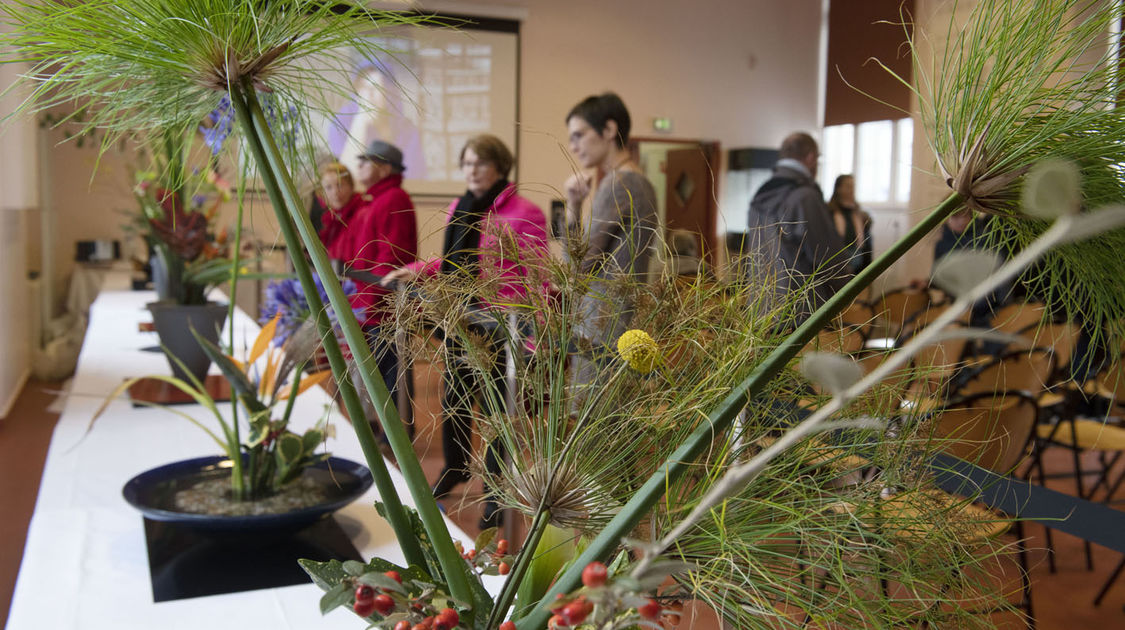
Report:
383,134,548,529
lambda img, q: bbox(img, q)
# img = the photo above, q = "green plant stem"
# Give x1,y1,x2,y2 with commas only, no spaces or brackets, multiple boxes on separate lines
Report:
517,192,965,630
226,84,428,568
488,509,551,628
281,363,302,426
227,149,246,499
234,82,475,606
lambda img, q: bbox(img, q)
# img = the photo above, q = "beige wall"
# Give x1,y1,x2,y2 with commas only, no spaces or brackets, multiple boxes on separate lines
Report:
0,26,36,415
28,0,824,315
511,0,823,209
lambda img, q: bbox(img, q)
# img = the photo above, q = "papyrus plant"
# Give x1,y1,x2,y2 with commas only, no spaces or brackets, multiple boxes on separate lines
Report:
5,0,1125,627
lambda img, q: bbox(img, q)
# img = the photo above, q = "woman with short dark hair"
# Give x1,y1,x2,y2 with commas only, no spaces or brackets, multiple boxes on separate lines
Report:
562,92,658,390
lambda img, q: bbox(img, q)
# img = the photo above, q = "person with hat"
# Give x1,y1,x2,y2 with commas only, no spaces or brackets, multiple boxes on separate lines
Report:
335,139,418,438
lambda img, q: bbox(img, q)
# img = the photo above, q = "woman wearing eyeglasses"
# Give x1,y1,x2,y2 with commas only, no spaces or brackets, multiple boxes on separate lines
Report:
383,134,548,529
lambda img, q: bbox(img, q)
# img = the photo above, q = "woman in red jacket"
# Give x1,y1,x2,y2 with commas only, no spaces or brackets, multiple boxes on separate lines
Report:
319,146,418,439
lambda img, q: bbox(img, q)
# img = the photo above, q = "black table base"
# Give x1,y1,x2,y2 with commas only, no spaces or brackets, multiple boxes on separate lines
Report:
143,516,362,602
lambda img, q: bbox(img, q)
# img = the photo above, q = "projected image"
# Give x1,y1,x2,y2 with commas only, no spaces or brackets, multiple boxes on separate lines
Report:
327,28,518,196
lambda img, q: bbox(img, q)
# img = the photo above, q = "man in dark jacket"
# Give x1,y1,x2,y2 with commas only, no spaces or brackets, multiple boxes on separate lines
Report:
746,132,848,323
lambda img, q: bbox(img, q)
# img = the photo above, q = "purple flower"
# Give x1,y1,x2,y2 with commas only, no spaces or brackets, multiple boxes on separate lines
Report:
259,93,301,150
260,276,364,345
200,95,234,155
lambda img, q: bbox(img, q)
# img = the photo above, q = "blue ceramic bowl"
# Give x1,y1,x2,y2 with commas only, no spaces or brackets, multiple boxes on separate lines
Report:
122,456,373,537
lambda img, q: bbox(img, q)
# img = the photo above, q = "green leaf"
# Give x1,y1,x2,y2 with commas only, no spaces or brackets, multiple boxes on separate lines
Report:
191,330,266,413
276,432,303,464
342,560,366,577
301,557,434,605
245,412,272,447
513,525,575,620
371,502,493,628
319,582,351,615
358,572,406,594
473,528,496,553
302,429,323,453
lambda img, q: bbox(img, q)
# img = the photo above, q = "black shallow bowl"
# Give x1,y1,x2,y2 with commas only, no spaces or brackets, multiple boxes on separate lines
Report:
122,456,373,539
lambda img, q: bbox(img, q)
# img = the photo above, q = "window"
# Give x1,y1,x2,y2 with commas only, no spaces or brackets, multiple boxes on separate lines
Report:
820,117,912,206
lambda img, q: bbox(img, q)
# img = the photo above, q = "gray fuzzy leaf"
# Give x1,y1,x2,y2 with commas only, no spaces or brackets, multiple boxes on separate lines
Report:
930,250,1003,298
799,352,863,395
1022,158,1081,220
1057,205,1125,244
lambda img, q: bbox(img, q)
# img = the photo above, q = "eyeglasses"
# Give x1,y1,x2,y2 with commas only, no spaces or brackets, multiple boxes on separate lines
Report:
461,160,493,171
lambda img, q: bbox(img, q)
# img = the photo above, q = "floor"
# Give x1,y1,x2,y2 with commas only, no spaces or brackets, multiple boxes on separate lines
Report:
3,372,1125,629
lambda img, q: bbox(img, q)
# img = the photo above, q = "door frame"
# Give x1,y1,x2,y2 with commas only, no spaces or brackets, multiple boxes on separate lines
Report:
627,137,722,269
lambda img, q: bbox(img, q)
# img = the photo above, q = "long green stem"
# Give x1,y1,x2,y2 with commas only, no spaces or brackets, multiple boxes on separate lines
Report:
227,84,428,569
226,148,246,498
518,193,965,629
487,510,551,628
234,82,475,606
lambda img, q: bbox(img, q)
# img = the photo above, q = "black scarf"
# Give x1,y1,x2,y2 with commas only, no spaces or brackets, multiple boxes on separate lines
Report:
440,179,508,275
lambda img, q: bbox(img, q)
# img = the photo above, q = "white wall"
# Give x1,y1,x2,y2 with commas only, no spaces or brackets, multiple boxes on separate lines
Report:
0,29,38,414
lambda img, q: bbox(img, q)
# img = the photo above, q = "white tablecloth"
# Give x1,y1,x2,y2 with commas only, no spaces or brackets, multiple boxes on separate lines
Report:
6,290,496,630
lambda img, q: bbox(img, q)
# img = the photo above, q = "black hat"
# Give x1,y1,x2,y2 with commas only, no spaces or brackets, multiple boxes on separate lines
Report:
359,139,406,173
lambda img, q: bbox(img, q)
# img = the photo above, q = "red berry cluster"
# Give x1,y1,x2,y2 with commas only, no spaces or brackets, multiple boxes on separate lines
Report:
349,569,461,629
455,537,514,577
543,561,681,629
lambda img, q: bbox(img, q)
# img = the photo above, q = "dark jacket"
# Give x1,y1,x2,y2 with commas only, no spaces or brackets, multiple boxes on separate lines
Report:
746,165,848,321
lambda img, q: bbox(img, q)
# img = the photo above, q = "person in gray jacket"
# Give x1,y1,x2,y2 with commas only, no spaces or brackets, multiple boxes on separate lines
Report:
746,132,848,324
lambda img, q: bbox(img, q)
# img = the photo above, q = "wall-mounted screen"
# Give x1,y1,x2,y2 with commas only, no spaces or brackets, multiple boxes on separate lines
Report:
322,21,519,197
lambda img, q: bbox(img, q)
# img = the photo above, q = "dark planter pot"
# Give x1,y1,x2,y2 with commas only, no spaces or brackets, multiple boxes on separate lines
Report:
147,301,228,383
122,455,373,540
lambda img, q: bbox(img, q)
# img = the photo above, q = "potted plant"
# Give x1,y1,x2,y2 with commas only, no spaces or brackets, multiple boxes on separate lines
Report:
7,1,1125,628
128,132,241,382
102,314,370,531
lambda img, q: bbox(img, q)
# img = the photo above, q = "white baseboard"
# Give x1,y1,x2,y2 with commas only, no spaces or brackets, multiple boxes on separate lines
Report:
0,369,31,420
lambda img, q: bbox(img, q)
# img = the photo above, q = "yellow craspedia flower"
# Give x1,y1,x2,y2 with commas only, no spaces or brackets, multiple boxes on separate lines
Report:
617,329,660,374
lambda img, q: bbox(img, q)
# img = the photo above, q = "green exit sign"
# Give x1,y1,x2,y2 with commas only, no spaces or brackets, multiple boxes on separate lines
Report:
652,117,672,132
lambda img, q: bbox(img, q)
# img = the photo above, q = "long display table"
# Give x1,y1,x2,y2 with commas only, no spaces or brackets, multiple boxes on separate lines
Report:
5,290,495,629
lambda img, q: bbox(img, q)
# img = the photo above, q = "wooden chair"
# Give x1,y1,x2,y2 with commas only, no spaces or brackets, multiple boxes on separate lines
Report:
1030,356,1125,573
877,287,933,337
990,301,1049,335
956,348,1056,398
907,322,975,401
838,300,878,341
811,326,866,355
876,391,1040,627
1023,321,1079,378
936,391,1039,474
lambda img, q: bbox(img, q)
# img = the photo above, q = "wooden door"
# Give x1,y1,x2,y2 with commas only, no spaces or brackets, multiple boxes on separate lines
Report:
664,146,717,268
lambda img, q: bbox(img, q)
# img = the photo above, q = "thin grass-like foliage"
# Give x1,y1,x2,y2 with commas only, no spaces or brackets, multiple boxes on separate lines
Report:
388,236,1018,628
908,0,1125,344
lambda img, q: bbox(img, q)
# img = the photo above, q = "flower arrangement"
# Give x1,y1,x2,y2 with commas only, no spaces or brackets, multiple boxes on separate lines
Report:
7,1,1125,628
98,314,334,501
129,133,238,305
